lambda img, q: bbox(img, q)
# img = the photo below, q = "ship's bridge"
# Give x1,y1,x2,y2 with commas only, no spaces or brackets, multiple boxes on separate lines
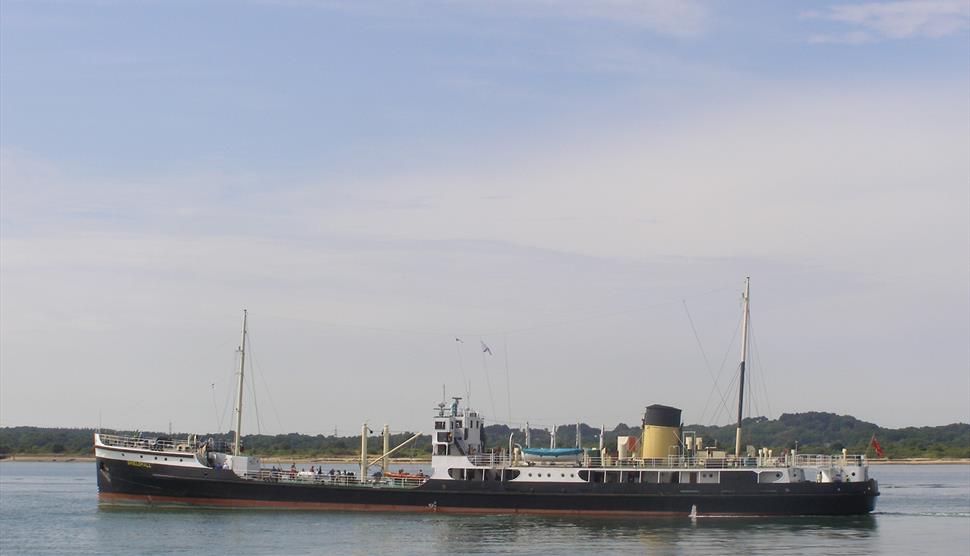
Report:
432,397,484,457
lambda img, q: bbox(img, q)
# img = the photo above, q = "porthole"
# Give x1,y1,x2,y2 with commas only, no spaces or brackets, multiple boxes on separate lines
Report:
139,455,143,459
561,473,565,477
528,473,532,477
547,473,551,477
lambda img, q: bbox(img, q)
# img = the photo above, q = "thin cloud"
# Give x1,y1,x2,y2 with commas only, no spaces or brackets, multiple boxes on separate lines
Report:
808,30,875,44
504,0,711,37
804,1,970,43
254,0,712,37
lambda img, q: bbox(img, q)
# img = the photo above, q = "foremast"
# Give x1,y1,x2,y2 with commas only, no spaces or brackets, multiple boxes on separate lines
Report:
734,277,750,459
233,309,248,456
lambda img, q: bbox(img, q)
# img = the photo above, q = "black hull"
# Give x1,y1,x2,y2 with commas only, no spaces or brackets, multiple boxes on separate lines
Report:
96,458,878,516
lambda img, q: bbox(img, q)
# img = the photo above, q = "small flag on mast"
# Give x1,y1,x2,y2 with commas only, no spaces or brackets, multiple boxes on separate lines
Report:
455,337,463,343
870,435,885,458
481,341,492,355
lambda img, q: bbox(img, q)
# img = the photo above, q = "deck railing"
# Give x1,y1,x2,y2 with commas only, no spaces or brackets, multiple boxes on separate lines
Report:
97,433,192,452
793,454,865,467
466,453,513,467
99,432,865,473
241,469,427,488
501,453,866,470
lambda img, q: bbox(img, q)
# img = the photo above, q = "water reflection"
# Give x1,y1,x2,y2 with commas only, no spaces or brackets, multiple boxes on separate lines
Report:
422,513,878,555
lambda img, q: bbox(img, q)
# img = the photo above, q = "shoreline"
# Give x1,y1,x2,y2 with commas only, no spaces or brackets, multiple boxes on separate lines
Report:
1,455,967,465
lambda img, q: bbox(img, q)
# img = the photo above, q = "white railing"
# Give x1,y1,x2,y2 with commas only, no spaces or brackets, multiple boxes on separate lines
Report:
793,454,865,467
578,456,732,469
466,453,513,467
241,469,428,488
97,433,192,452
504,453,867,470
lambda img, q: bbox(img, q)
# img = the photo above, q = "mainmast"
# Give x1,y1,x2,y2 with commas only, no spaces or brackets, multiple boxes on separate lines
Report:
233,309,248,456
734,278,750,459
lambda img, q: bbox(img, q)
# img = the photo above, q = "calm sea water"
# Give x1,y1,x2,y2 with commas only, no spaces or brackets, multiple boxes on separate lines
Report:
1,462,967,555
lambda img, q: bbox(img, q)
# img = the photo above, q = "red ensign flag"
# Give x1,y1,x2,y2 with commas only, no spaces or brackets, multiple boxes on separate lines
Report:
870,435,885,458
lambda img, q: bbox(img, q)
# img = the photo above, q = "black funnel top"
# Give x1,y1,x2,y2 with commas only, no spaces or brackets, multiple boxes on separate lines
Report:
643,404,681,427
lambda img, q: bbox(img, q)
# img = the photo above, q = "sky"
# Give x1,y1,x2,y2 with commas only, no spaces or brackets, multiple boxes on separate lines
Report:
1,0,968,437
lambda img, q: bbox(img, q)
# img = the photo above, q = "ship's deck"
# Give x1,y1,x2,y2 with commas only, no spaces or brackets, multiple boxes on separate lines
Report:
464,453,867,469
240,469,429,488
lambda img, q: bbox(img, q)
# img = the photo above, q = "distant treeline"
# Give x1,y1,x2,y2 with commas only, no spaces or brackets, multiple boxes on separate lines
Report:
2,412,968,459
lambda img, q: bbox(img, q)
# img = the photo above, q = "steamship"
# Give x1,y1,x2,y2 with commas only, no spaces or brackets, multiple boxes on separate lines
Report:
95,279,879,516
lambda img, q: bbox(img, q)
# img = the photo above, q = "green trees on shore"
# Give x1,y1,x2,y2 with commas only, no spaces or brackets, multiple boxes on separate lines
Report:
687,413,969,458
2,412,967,459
